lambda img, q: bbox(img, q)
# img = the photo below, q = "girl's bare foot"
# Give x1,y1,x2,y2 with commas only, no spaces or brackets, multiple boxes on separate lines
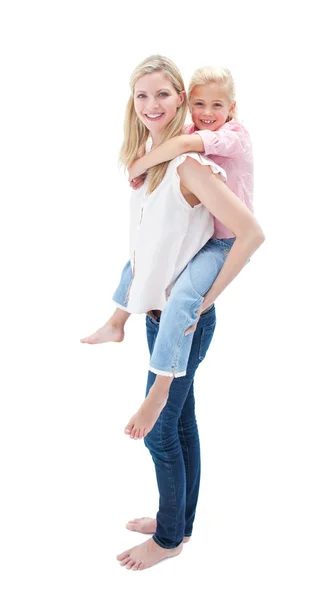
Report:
124,377,172,439
80,309,130,344
126,517,190,542
80,322,124,344
117,537,183,570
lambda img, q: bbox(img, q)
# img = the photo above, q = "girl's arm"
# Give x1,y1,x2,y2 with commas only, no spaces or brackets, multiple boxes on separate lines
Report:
196,123,247,158
128,134,205,181
178,157,264,308
128,144,147,190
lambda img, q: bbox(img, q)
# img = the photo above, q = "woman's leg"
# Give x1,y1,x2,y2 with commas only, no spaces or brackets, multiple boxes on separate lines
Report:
178,306,216,536
117,307,216,569
144,307,216,548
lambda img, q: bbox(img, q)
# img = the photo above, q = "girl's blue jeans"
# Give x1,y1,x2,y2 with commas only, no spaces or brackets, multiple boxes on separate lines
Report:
113,237,235,376
144,305,216,548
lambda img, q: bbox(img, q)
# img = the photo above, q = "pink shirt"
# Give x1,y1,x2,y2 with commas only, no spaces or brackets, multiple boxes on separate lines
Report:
184,120,254,239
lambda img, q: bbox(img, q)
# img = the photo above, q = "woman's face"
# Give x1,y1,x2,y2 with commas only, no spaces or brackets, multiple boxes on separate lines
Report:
190,83,235,131
134,71,185,138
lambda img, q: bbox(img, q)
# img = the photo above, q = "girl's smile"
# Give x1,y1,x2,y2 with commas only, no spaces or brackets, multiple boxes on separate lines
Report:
190,82,235,132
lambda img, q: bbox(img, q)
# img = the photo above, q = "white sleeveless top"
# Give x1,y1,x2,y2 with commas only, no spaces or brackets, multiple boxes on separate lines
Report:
125,152,226,313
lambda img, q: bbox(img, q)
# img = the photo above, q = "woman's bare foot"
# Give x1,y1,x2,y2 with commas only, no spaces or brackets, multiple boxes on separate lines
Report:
126,517,156,534
117,537,183,570
126,517,190,542
124,377,172,439
80,309,130,344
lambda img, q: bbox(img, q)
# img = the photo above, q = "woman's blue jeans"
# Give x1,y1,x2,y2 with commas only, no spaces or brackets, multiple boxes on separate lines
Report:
144,305,216,549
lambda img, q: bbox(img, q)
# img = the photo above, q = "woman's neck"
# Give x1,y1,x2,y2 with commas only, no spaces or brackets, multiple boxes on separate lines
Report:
150,133,163,149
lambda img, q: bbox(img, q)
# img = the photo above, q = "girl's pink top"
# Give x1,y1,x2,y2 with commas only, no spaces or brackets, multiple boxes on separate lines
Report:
184,120,254,239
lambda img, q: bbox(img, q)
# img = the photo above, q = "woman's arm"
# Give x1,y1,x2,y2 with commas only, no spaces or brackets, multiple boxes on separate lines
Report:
178,157,265,309
128,134,205,181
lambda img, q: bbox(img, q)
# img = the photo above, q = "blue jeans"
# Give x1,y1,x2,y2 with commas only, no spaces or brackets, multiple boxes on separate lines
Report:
113,237,235,376
144,305,216,548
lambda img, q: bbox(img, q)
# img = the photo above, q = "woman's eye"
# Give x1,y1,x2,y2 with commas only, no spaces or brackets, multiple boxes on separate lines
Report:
214,103,222,107
195,102,203,106
159,92,169,97
137,94,146,99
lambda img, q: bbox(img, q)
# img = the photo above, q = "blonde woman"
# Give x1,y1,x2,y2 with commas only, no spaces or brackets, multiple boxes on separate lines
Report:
82,56,264,569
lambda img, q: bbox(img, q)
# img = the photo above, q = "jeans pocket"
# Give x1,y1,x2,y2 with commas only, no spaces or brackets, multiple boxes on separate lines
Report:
198,323,216,362
214,237,236,256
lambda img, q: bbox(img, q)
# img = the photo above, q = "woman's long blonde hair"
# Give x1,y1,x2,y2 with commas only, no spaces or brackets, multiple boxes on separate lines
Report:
188,66,237,120
120,55,187,194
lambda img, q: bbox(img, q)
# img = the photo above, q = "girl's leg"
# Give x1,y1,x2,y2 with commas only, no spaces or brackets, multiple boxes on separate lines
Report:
149,238,234,376
80,260,132,344
111,260,134,310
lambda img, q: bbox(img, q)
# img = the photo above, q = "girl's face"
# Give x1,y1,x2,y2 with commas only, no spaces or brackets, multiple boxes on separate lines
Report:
190,83,235,131
134,71,185,140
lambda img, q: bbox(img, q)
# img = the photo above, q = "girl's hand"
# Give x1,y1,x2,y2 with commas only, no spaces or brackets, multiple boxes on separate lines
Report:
128,161,146,182
128,144,146,181
129,174,146,190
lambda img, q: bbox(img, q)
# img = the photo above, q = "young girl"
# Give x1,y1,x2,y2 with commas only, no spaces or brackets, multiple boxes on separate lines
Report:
81,59,262,444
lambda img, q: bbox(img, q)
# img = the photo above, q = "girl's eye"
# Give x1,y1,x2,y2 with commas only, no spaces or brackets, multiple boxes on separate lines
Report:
214,103,222,108
195,102,204,106
137,94,146,99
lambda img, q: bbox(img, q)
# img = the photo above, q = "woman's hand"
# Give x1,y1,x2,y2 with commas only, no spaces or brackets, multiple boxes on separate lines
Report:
184,299,212,335
184,310,200,335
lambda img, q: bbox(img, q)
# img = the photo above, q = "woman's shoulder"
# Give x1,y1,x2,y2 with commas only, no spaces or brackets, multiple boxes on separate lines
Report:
173,153,227,183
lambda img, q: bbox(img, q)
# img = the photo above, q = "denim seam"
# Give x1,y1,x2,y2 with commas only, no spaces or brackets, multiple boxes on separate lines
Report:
172,251,220,372
178,416,190,536
171,296,203,372
158,411,178,546
198,324,215,361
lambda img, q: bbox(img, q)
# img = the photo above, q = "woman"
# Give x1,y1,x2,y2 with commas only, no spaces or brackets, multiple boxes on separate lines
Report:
90,55,263,570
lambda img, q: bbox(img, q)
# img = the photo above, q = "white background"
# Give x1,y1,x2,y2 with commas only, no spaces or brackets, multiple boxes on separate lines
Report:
1,1,311,598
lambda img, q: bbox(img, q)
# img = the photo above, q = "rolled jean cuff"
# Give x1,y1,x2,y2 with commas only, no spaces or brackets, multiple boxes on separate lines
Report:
113,301,130,313
149,365,186,378
152,534,183,549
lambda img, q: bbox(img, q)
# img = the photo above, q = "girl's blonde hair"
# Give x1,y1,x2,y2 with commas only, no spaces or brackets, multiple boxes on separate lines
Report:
120,55,187,194
188,66,237,120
